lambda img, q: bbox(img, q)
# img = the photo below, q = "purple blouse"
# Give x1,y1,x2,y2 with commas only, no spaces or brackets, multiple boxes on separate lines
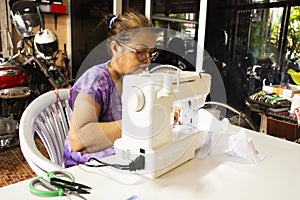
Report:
63,61,121,167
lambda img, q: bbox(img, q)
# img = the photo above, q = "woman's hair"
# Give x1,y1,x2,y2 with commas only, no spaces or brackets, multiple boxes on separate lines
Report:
108,10,153,36
103,10,154,52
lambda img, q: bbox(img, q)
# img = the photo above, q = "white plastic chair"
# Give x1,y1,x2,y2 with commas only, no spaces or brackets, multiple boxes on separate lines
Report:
19,88,71,176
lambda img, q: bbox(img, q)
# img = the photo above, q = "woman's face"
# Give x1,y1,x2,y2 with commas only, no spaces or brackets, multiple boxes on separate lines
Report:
115,29,157,75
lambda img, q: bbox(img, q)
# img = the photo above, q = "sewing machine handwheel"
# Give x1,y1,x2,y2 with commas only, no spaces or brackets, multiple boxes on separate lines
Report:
129,87,145,112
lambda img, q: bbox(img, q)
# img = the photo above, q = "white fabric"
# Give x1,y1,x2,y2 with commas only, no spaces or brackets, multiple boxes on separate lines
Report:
197,108,265,164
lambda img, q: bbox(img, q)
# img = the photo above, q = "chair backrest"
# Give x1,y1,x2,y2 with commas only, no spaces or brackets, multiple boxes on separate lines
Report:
203,101,259,131
19,88,71,176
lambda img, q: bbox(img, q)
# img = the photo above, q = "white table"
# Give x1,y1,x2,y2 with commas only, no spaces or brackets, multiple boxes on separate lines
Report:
1,125,300,200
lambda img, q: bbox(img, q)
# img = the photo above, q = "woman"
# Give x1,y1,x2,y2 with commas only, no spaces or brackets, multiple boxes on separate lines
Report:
63,10,157,167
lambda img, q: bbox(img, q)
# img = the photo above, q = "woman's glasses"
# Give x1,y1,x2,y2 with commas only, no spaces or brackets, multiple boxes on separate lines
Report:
117,41,159,62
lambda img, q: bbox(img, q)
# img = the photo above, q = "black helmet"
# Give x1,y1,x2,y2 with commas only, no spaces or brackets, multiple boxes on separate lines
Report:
10,0,44,37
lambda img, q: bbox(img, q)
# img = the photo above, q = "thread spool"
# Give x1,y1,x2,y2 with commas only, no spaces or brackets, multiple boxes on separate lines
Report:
162,72,173,91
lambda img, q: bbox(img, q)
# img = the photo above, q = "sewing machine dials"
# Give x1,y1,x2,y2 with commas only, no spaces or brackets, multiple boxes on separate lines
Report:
114,71,211,179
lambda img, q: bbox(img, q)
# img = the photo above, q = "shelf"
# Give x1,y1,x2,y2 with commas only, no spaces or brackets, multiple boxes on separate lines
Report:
42,12,68,15
39,4,67,15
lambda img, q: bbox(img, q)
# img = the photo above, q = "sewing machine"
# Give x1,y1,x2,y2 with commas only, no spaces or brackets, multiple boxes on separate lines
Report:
114,69,211,179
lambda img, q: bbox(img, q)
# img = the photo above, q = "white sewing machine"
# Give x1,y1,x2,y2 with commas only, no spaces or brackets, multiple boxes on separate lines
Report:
114,69,211,179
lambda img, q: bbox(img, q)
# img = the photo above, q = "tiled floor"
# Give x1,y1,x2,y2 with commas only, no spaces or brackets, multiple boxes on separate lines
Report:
0,136,48,187
0,144,36,187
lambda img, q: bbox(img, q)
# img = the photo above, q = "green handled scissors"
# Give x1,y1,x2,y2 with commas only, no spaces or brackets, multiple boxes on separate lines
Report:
29,171,91,199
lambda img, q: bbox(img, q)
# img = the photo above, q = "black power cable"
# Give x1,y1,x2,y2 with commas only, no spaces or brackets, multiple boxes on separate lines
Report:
82,155,145,171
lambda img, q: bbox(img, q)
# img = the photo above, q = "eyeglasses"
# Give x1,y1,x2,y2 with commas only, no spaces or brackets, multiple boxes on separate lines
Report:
117,41,159,62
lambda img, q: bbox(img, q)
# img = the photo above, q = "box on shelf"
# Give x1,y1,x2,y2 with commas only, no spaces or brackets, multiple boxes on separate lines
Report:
263,84,300,99
39,4,66,14
50,4,67,14
39,4,51,12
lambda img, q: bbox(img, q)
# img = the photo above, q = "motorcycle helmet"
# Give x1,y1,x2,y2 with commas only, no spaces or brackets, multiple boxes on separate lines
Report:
10,0,44,37
34,28,59,60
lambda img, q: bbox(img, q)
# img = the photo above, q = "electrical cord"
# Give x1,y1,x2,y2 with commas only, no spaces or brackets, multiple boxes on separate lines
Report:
81,155,145,171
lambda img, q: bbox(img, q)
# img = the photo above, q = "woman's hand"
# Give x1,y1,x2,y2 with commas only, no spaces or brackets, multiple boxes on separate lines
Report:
173,106,182,125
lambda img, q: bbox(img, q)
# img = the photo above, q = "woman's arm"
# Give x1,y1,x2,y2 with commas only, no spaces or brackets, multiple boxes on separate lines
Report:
69,93,122,153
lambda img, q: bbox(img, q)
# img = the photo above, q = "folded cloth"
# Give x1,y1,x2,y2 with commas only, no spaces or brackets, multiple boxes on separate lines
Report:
224,129,265,164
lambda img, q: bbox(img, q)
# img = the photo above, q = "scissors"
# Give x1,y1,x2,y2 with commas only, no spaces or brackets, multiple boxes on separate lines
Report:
29,171,91,199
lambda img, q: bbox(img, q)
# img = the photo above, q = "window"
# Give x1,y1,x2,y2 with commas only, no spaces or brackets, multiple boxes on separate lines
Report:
122,0,145,13
286,6,300,61
233,6,285,70
152,0,199,51
150,0,200,69
248,7,283,65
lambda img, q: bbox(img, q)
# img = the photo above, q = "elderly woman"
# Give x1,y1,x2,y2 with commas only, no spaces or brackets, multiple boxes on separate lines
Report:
63,10,158,167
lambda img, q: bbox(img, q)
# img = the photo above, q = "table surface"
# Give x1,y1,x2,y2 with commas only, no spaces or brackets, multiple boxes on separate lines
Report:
1,125,300,200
